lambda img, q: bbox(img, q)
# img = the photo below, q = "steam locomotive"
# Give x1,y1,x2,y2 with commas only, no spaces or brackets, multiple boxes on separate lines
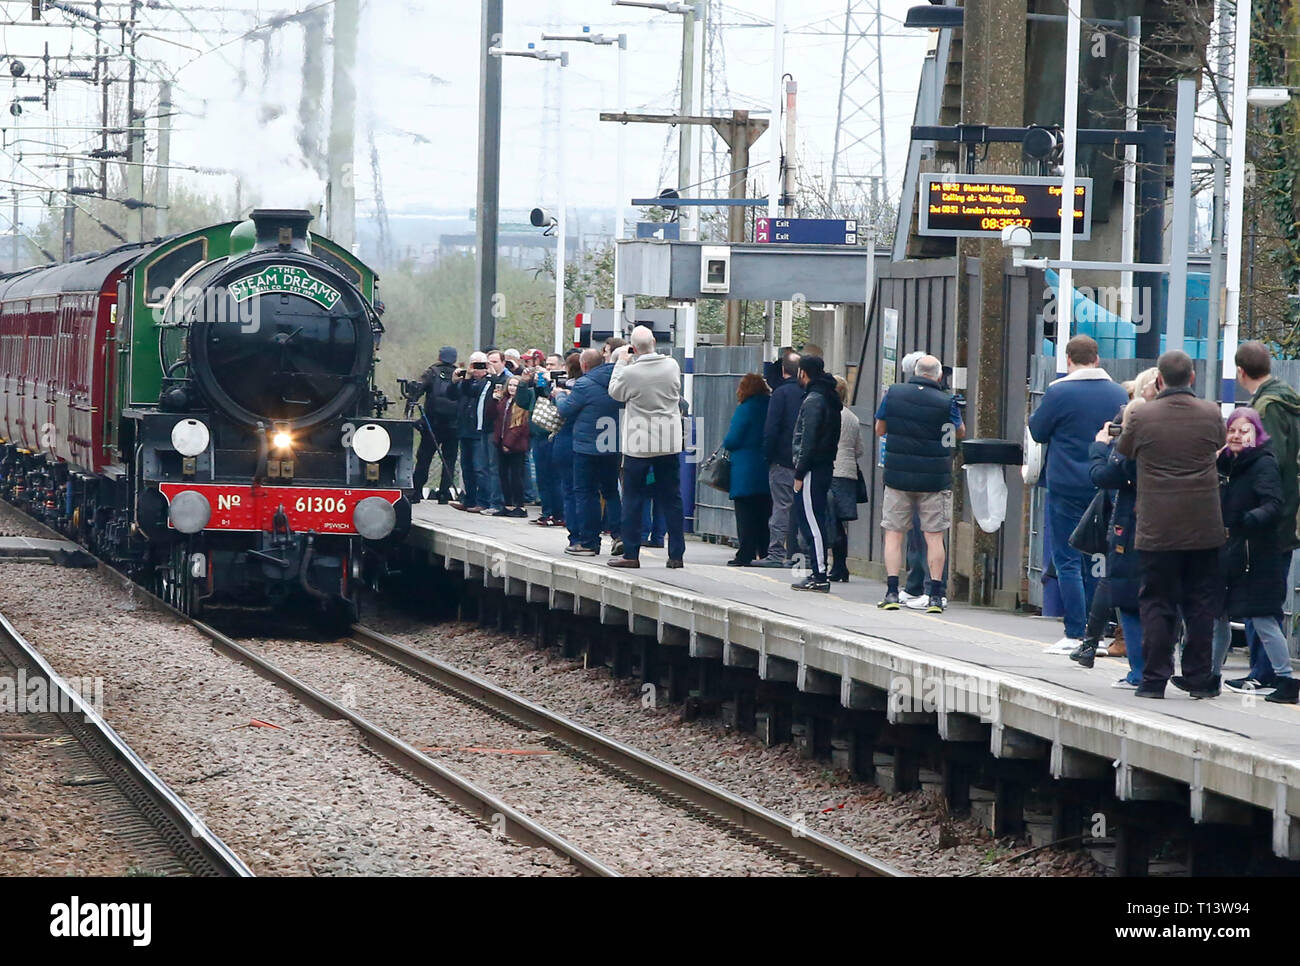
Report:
0,208,414,621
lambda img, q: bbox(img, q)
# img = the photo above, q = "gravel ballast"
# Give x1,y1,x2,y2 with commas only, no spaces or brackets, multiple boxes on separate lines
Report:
373,615,1104,877
248,635,815,876
0,562,572,876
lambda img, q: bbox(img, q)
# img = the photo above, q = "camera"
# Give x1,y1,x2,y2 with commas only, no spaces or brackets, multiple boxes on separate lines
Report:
396,377,420,401
1107,422,1122,437
471,361,487,371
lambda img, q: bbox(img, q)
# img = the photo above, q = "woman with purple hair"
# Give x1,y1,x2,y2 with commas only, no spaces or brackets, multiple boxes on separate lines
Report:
1210,407,1298,703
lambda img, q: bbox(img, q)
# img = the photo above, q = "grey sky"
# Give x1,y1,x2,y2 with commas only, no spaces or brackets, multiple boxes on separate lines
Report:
1,0,929,229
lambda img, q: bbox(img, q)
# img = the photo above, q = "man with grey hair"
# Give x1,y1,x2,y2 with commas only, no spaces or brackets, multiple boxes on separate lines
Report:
873,353,963,612
607,325,686,568
896,350,944,608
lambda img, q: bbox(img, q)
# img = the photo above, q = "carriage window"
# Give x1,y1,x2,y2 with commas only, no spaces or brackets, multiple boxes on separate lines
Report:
144,239,207,306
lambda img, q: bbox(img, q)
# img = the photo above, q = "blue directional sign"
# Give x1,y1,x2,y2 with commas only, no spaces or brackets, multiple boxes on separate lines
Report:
755,217,857,245
636,221,680,240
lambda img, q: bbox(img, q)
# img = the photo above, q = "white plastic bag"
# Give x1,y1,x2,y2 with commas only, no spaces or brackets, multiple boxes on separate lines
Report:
964,463,1008,533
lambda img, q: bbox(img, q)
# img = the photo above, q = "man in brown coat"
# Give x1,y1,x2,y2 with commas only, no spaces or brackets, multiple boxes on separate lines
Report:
1116,350,1226,698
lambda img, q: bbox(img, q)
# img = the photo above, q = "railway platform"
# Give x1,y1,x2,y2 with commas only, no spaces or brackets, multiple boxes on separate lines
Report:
407,503,1300,865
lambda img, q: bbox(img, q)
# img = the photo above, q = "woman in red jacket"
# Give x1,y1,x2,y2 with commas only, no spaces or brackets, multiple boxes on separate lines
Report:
487,376,532,518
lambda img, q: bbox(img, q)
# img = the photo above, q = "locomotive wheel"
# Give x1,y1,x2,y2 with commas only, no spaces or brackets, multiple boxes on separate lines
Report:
160,541,194,616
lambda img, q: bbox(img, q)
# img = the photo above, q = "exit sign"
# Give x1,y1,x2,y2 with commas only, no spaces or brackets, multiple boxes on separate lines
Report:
755,217,857,245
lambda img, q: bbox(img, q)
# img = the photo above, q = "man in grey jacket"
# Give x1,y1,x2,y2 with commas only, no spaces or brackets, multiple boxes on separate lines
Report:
607,325,686,568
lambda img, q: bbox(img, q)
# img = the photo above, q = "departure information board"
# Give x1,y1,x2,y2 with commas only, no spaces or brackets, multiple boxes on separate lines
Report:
918,174,1093,240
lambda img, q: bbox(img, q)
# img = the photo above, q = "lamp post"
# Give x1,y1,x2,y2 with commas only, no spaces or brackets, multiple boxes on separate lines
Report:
490,43,569,354
543,27,628,335
613,0,704,241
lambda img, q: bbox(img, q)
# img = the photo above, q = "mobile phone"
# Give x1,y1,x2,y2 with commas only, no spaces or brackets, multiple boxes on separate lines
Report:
1107,422,1122,437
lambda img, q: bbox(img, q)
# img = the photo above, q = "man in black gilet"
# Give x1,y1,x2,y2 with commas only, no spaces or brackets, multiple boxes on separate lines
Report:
873,354,963,612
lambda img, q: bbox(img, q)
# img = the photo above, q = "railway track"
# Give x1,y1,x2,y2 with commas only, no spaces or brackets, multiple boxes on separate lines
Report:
0,608,252,877
335,624,903,877
0,499,902,876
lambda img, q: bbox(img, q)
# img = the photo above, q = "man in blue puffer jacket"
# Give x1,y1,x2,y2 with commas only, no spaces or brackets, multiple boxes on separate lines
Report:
555,347,623,555
1028,335,1129,654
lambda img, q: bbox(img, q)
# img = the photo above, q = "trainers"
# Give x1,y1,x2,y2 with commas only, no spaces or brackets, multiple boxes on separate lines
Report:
828,569,850,583
1044,636,1082,655
1171,674,1220,699
1265,678,1300,704
877,590,900,610
925,594,945,614
1070,640,1098,668
1112,677,1139,690
792,574,830,593
1224,676,1271,694
564,545,597,556
906,593,946,610
611,539,624,556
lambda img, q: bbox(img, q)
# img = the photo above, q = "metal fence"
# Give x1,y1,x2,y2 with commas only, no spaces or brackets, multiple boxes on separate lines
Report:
682,345,763,539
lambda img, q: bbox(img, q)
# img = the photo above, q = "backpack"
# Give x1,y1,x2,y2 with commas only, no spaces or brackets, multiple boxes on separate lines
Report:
426,365,458,420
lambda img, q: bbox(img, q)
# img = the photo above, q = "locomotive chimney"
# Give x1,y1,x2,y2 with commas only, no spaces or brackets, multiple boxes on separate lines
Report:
249,208,313,253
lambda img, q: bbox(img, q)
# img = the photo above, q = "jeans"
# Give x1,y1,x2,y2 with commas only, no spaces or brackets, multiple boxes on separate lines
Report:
767,464,796,561
1213,615,1293,680
1048,491,1098,639
573,452,621,551
553,435,578,545
459,435,494,509
905,509,949,596
793,467,832,579
483,438,504,511
621,454,686,560
642,498,666,543
523,447,539,504
1118,608,1144,685
532,436,562,520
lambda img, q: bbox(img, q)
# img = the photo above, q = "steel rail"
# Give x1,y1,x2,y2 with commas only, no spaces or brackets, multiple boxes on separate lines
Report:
0,500,617,876
0,609,253,877
349,624,906,878
187,618,619,877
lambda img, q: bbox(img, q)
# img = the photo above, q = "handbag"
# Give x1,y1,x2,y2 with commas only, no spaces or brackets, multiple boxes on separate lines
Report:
698,446,732,492
530,395,564,435
1068,489,1110,557
854,465,869,503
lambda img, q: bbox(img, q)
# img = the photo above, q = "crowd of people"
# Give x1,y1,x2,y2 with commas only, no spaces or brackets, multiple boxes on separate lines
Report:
1030,336,1300,703
406,327,1300,698
406,326,689,568
404,333,965,607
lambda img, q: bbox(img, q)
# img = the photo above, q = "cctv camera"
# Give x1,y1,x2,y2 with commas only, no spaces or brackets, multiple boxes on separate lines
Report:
1001,224,1032,250
530,207,558,229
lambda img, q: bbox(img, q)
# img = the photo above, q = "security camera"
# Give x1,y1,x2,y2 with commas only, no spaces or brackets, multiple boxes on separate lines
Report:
1002,224,1032,261
530,207,558,229
1247,87,1292,108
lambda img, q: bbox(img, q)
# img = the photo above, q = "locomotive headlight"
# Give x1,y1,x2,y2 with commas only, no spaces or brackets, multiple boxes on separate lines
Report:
272,431,293,451
168,490,211,534
352,423,391,463
353,496,396,541
171,419,210,457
